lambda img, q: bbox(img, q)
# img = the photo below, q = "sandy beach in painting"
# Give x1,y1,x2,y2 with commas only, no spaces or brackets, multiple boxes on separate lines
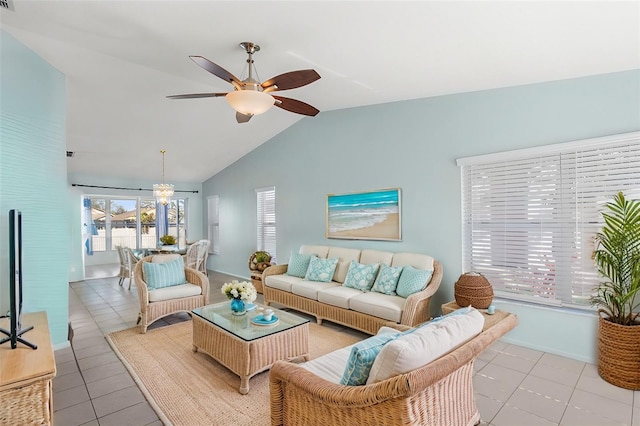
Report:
329,212,400,239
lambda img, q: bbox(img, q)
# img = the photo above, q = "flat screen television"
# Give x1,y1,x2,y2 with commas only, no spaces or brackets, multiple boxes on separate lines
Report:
0,209,36,349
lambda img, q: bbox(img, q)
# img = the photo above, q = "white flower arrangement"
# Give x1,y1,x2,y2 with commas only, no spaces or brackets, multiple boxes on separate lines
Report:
221,280,257,303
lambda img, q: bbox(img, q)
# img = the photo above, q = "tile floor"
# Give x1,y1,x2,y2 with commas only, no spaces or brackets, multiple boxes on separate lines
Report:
52,264,638,426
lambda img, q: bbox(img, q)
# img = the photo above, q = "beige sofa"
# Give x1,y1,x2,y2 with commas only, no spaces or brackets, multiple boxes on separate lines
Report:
270,309,518,426
263,245,442,335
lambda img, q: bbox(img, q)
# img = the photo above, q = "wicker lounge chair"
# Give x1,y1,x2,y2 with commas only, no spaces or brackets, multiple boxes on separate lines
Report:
269,311,518,426
134,255,209,333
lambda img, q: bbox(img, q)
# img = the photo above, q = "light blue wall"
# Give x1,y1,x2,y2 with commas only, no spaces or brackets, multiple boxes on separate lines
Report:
0,31,69,346
203,70,640,362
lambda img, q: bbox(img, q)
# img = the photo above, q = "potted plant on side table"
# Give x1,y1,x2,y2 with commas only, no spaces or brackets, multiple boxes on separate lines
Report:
591,191,640,390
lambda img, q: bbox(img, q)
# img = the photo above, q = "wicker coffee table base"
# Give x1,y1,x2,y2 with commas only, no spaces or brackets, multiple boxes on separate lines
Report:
192,314,309,394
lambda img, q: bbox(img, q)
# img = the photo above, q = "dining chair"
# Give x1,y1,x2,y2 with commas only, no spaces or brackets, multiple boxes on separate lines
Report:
184,240,210,276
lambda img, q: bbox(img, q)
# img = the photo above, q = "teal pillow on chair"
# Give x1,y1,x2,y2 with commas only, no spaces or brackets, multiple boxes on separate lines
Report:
340,333,398,386
371,265,403,295
143,257,187,290
304,256,339,282
343,261,380,291
395,266,433,298
285,252,313,278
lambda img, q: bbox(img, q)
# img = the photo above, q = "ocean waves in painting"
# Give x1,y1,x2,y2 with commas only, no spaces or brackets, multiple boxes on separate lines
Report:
327,190,399,233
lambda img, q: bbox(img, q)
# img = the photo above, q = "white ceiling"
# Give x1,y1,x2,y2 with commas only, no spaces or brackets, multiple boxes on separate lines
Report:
1,1,638,184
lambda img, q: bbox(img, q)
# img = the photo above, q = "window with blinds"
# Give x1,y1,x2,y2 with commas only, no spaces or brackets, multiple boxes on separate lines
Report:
458,132,640,308
256,187,276,262
207,195,220,254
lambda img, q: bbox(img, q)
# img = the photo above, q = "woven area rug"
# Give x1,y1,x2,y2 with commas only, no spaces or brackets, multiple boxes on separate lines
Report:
106,319,362,426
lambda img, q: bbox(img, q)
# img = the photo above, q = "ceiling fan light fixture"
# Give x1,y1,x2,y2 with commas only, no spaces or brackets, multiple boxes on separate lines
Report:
226,90,274,116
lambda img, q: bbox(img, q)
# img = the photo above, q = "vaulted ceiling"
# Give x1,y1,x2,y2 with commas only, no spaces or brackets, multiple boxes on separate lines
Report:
2,1,638,183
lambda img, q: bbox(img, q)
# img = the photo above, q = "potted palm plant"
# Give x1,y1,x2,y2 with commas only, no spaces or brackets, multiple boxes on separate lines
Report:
591,192,640,390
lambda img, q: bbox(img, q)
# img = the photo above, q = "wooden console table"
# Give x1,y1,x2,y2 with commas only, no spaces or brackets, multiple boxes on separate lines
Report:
0,311,56,425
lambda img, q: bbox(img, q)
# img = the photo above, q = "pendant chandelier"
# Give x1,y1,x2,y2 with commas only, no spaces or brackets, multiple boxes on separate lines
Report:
153,150,174,205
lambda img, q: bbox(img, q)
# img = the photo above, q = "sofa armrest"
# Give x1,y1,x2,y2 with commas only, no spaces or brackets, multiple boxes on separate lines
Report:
134,256,152,306
263,263,289,279
185,267,210,304
400,260,443,326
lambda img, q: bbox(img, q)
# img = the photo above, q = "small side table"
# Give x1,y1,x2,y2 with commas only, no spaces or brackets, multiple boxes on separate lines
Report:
441,301,507,331
250,270,264,294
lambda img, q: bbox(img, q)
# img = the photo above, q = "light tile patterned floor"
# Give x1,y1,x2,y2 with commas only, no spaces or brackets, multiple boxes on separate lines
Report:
51,264,639,426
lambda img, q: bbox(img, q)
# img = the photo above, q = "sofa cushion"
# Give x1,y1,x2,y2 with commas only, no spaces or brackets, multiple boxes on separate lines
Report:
301,326,400,384
148,283,202,302
143,257,187,289
299,245,330,258
391,252,435,270
366,308,485,384
292,280,341,300
327,247,362,283
340,333,398,386
343,261,379,292
360,249,394,266
285,252,313,278
318,286,362,309
370,265,403,295
395,265,433,298
349,291,406,322
265,274,304,292
301,345,353,384
304,256,339,282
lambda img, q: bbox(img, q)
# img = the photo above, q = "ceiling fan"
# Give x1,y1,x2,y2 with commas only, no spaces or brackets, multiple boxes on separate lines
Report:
167,42,321,124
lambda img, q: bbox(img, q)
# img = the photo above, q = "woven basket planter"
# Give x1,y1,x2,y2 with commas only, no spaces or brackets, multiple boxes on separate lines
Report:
597,317,640,390
454,272,494,309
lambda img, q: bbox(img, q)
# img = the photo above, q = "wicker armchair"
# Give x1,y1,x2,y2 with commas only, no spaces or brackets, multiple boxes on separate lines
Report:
134,255,210,333
270,311,518,426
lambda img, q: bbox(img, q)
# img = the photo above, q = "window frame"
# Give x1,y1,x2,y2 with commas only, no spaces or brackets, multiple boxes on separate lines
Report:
457,131,640,309
256,186,276,262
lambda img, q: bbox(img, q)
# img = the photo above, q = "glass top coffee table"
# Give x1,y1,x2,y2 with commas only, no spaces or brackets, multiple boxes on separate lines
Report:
191,302,310,394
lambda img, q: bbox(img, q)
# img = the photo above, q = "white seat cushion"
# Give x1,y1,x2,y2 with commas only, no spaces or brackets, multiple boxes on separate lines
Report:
301,345,352,384
301,327,398,384
366,308,485,384
148,283,202,302
291,280,340,300
327,247,362,283
318,286,362,309
391,253,434,270
349,291,405,322
265,274,305,292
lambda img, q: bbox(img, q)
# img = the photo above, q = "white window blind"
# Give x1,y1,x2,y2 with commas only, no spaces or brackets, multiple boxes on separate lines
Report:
256,187,276,262
207,195,220,254
458,132,640,308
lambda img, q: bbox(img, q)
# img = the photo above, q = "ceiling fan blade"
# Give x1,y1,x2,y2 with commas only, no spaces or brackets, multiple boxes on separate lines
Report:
261,70,321,92
166,93,228,99
236,112,253,123
273,96,320,116
189,56,243,87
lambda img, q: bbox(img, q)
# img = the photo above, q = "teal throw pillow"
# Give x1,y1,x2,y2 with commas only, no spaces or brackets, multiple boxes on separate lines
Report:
343,261,380,292
340,333,398,386
371,265,403,295
395,265,433,298
304,256,339,282
286,252,313,278
143,257,186,290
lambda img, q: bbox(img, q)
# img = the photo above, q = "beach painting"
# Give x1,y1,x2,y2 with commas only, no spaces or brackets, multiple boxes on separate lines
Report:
326,188,401,241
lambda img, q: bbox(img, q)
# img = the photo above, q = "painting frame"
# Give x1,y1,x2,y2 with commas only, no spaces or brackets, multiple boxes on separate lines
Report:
326,188,402,241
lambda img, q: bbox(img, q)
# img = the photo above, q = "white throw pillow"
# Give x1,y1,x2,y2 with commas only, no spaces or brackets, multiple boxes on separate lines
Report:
366,308,485,384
